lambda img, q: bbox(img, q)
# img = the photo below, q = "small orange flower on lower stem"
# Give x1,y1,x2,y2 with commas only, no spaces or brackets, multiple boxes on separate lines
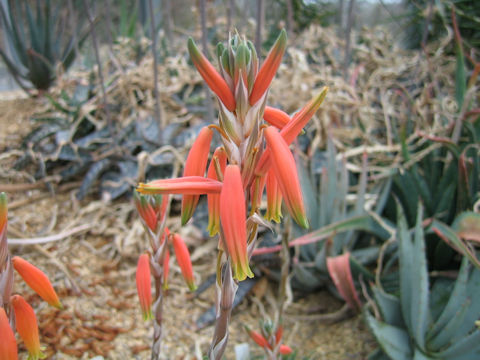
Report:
171,234,196,291
136,254,153,321
12,256,62,309
279,344,293,355
220,165,254,281
0,306,18,360
10,295,45,360
245,326,271,349
133,192,158,232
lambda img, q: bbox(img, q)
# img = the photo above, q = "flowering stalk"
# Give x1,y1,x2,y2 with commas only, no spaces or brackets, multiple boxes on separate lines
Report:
133,192,197,359
0,192,60,359
137,29,327,359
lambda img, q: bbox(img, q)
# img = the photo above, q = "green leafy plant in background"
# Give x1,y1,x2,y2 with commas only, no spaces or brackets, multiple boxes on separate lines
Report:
0,0,87,93
366,203,480,360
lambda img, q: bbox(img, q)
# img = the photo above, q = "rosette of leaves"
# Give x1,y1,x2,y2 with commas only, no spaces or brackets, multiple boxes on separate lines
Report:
14,82,197,200
290,138,392,293
385,113,479,269
0,0,87,93
366,203,480,360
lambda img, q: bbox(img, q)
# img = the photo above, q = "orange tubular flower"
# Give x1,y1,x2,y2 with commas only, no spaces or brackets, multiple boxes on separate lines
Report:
220,165,254,281
136,254,153,321
280,86,328,145
137,176,223,195
249,29,287,105
188,38,236,111
181,127,213,225
171,234,196,291
207,147,227,236
279,344,293,355
264,127,308,229
12,256,62,309
0,307,18,360
10,295,44,360
245,327,271,349
263,106,290,129
133,192,158,232
254,87,329,177
266,168,282,223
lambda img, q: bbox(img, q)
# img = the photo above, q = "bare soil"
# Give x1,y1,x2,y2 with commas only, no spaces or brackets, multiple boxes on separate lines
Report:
1,96,375,359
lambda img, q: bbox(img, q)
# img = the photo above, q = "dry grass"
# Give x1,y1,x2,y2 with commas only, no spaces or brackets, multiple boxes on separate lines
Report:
0,23,463,359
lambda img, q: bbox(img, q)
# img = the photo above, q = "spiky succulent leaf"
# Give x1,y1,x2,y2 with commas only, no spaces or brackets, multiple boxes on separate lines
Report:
398,202,429,351
365,311,413,360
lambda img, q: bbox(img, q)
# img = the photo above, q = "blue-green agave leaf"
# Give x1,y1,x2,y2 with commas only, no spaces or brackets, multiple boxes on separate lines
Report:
365,311,413,360
372,285,404,328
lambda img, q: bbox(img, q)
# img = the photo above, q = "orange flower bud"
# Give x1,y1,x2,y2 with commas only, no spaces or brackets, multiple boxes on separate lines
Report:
279,344,293,355
0,306,18,360
254,88,328,178
264,127,308,228
220,165,253,281
188,38,236,111
245,326,271,349
181,127,213,225
137,176,223,195
12,256,62,309
133,192,158,232
10,295,45,360
249,30,287,105
275,324,283,345
280,87,328,145
136,254,153,321
207,147,227,236
263,106,290,129
171,234,196,291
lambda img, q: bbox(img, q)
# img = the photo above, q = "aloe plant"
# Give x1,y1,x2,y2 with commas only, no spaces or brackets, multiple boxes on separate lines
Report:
0,0,86,92
290,138,391,294
366,203,480,360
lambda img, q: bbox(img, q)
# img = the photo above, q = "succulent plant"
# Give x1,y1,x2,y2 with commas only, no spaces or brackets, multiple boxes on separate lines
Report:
290,138,391,294
13,82,195,201
366,203,480,360
0,0,87,92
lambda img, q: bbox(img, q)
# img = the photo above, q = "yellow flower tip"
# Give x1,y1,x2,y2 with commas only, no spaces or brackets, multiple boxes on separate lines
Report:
234,261,254,281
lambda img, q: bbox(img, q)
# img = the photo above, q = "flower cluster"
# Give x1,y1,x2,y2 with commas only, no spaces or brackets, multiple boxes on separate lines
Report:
245,324,293,357
137,30,328,281
0,192,62,360
133,192,196,315
135,30,327,358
